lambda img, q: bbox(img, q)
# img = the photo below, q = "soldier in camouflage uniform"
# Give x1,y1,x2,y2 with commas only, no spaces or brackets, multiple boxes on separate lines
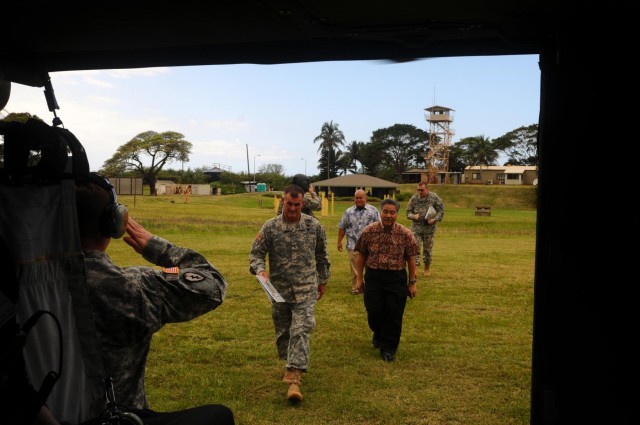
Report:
250,184,330,402
76,175,234,425
405,181,445,276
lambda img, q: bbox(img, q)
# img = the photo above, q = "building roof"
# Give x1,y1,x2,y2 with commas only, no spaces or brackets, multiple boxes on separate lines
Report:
313,174,397,188
424,105,455,112
503,166,536,174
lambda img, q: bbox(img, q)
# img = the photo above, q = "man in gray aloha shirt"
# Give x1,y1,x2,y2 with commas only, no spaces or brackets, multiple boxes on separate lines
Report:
338,189,381,294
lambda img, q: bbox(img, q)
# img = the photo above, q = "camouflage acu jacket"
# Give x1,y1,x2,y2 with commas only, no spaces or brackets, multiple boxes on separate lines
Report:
249,214,330,303
405,192,445,234
83,236,227,409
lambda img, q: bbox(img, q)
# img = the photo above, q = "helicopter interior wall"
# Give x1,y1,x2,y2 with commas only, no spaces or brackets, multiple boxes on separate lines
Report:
0,3,637,424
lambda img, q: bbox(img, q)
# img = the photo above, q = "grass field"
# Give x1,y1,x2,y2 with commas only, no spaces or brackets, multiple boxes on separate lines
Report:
108,184,537,425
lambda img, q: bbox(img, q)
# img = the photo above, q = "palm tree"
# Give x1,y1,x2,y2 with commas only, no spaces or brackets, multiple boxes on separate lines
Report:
345,140,363,173
313,120,345,179
335,150,351,176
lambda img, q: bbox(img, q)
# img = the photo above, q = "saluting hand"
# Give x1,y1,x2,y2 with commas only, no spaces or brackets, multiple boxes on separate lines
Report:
123,217,153,254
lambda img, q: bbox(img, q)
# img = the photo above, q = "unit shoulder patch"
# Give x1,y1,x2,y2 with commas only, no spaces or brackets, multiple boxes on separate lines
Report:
183,272,205,282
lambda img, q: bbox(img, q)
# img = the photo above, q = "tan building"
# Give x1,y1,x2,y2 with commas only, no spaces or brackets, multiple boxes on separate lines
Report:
402,168,463,184
463,165,538,185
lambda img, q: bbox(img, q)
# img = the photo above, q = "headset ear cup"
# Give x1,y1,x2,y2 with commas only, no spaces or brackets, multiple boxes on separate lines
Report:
111,204,128,239
87,172,127,238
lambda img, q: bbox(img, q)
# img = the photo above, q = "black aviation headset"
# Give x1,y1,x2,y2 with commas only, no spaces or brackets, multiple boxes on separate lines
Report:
87,172,128,239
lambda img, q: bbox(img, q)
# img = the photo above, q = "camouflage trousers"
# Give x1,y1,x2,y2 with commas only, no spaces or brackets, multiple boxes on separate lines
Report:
412,228,435,267
272,299,316,371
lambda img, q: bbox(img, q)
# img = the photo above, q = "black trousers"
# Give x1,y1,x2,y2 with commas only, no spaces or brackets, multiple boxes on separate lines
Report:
131,405,235,425
363,268,408,355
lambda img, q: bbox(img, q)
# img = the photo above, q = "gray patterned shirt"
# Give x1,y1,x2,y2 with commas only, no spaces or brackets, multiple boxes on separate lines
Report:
337,204,381,251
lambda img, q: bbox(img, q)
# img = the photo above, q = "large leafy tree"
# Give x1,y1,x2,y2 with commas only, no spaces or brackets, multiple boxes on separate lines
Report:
313,120,345,179
369,124,429,181
158,166,210,184
492,123,539,167
258,163,288,190
447,143,467,173
0,112,41,123
454,135,499,167
358,140,385,175
101,130,192,195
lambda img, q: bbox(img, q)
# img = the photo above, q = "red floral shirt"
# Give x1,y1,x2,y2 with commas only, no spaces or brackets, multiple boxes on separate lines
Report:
354,221,419,270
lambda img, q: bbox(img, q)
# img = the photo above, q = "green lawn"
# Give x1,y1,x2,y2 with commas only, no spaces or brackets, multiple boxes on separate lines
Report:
109,187,536,425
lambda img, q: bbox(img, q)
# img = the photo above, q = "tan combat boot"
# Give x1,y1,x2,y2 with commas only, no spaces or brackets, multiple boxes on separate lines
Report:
282,368,303,402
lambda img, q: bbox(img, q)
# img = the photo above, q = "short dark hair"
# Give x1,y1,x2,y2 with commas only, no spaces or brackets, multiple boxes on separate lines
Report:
380,198,400,212
75,180,112,239
284,184,304,198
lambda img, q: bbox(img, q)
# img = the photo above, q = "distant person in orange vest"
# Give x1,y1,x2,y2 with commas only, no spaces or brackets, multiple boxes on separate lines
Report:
185,184,192,203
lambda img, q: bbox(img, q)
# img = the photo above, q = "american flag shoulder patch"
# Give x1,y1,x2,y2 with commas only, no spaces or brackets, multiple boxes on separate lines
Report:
162,266,180,274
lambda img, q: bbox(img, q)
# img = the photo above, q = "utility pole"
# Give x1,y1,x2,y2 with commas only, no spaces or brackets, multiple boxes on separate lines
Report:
253,154,260,183
245,144,250,178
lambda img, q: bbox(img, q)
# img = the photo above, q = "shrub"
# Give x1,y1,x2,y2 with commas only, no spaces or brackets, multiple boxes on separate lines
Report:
395,191,413,202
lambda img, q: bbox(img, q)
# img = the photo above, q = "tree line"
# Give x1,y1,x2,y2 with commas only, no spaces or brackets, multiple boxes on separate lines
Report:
313,120,538,183
1,113,538,195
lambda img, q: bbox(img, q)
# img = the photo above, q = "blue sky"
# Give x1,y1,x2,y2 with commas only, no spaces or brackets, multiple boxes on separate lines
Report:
5,54,540,177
